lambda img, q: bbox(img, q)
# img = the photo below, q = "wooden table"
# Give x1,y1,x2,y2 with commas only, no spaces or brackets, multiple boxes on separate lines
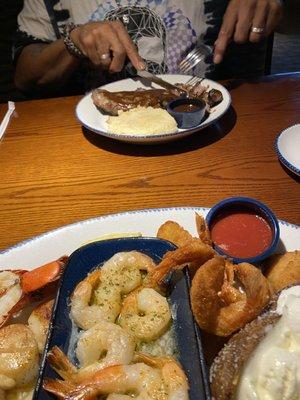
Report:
0,73,299,251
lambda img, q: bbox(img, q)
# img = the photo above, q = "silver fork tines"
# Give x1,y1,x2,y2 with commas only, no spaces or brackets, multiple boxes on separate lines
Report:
186,76,204,86
179,45,212,74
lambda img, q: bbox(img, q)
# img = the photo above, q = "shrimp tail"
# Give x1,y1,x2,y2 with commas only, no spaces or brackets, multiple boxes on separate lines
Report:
43,378,76,399
195,213,212,245
134,352,173,368
44,379,98,400
148,238,215,285
47,346,77,380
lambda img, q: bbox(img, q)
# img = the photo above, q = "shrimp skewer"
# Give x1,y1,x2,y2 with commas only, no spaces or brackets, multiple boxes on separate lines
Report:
0,256,67,328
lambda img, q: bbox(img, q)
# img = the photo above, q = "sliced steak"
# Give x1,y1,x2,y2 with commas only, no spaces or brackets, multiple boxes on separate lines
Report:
91,86,223,116
91,89,178,115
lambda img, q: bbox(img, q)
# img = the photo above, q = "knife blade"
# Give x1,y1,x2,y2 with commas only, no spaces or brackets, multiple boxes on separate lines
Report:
136,70,187,96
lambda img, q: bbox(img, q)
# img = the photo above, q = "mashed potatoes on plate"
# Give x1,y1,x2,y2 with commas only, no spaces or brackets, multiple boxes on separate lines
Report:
106,106,178,135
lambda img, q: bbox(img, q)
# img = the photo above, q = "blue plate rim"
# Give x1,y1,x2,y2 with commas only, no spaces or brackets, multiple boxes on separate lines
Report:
1,206,298,256
275,124,300,176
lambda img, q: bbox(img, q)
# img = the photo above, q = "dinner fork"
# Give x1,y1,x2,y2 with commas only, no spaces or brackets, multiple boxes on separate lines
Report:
179,44,212,74
185,76,204,87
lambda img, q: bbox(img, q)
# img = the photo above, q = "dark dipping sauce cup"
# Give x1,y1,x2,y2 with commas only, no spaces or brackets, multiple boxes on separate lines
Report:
167,98,206,129
206,197,280,264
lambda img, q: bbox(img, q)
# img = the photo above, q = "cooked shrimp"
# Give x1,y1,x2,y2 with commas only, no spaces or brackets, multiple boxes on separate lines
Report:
0,324,39,390
28,299,54,353
5,383,35,400
118,287,171,342
147,238,215,286
135,353,189,400
0,257,67,328
76,321,135,369
47,322,135,383
0,271,23,327
44,356,189,400
71,252,156,330
100,251,156,294
70,269,121,330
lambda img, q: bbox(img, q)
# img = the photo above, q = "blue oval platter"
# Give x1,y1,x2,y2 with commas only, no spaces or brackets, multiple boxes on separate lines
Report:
33,237,211,400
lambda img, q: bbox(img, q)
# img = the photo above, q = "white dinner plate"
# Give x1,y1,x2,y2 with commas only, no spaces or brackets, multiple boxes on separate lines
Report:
0,207,299,270
275,124,300,176
76,74,231,144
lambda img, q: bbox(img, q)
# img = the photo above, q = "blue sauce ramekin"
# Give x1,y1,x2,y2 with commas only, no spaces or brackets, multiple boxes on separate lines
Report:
206,197,280,264
167,98,206,129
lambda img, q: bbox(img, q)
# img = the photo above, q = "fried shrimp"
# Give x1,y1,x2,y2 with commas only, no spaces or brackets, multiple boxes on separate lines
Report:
0,324,39,391
118,287,171,342
71,252,156,330
190,256,273,336
44,355,189,400
28,299,54,353
147,238,215,286
47,322,135,383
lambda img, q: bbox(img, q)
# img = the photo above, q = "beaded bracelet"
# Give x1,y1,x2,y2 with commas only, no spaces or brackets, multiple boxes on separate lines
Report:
62,23,86,59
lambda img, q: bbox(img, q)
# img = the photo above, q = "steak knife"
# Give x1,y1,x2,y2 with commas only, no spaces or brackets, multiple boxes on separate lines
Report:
136,70,187,96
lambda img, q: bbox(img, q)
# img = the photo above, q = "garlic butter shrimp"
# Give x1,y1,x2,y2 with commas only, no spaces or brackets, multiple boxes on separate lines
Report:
0,324,39,391
135,353,189,400
70,252,156,330
100,251,156,294
47,322,135,383
70,269,121,330
44,355,189,400
118,287,171,342
28,299,54,353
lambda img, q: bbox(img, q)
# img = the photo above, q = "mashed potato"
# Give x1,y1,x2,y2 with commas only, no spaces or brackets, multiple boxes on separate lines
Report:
106,106,178,135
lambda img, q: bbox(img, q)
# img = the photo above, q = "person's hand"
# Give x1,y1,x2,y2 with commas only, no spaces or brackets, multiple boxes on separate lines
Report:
213,0,283,64
70,20,146,72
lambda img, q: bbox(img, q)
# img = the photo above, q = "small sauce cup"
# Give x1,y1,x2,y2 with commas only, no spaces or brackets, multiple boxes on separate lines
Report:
206,197,280,264
167,98,206,129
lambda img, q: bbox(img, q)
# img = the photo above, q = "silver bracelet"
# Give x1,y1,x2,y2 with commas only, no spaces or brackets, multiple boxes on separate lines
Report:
62,23,86,59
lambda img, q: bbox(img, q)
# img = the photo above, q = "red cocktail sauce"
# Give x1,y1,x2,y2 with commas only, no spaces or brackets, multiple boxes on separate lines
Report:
210,211,273,258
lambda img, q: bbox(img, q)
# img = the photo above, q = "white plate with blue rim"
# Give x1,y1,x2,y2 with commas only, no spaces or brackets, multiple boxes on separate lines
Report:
275,124,300,176
75,74,231,144
0,207,299,270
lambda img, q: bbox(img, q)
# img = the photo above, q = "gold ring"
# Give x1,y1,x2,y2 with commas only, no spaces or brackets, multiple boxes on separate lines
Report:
251,27,264,34
100,53,110,60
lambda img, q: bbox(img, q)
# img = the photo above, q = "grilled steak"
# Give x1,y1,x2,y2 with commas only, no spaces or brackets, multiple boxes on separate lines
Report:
92,89,177,116
91,86,223,116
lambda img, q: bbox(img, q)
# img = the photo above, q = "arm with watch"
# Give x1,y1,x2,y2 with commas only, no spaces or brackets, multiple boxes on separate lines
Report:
14,20,145,93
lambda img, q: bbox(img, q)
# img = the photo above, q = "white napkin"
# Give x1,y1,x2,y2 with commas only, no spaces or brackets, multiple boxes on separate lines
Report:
0,101,15,141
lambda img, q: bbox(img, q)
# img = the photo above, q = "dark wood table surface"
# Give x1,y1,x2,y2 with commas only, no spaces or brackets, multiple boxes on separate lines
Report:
0,73,299,251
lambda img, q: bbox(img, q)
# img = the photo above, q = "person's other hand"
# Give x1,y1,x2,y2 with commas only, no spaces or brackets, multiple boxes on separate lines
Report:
213,0,283,64
70,20,146,72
